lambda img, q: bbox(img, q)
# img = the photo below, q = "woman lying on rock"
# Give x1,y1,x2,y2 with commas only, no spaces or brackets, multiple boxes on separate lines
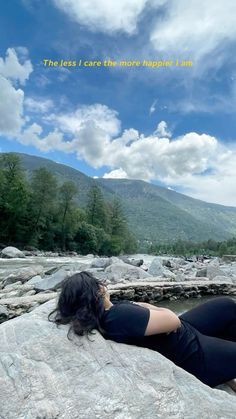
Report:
48,271,236,393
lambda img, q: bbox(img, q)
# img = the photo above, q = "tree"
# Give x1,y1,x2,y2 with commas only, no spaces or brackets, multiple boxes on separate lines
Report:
74,222,99,254
218,242,227,257
28,168,58,246
107,197,137,255
58,181,78,250
86,185,108,230
109,198,126,236
0,153,29,244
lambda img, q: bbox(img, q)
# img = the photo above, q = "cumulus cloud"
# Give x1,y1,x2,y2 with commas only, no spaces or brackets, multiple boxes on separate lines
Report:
0,48,33,85
0,48,33,137
26,104,218,182
52,0,236,69
49,104,121,137
150,0,236,66
0,76,24,136
103,168,128,179
24,97,54,113
52,0,148,34
154,120,171,137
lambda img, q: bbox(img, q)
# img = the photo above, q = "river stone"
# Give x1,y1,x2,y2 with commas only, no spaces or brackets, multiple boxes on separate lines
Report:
222,255,236,262
213,276,233,283
2,265,44,287
0,283,34,294
91,257,111,269
109,256,121,264
0,304,9,323
26,275,43,285
148,258,176,279
119,256,144,267
32,267,71,291
0,298,235,419
104,262,151,282
196,266,227,280
1,246,26,259
4,281,22,289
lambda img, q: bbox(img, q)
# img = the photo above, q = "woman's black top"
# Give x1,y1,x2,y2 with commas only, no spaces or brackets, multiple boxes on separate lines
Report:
100,300,204,367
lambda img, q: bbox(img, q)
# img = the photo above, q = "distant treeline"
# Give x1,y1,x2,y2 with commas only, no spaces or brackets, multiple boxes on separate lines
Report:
0,153,137,255
149,237,236,257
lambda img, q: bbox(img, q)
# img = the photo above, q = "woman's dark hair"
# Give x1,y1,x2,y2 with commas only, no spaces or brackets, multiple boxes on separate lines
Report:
48,271,108,341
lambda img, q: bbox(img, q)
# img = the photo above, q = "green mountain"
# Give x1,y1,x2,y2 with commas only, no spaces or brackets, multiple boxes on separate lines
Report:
6,152,236,244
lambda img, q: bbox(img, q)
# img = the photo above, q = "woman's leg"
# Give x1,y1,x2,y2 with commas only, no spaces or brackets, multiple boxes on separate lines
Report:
179,296,236,342
196,333,236,388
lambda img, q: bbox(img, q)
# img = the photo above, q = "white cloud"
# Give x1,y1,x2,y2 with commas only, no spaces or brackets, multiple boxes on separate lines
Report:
52,0,236,72
149,99,157,114
49,104,121,137
103,168,128,179
19,124,65,152
150,0,236,67
25,106,218,182
0,76,24,136
52,0,148,34
154,120,171,137
0,48,33,85
24,97,54,113
0,48,34,137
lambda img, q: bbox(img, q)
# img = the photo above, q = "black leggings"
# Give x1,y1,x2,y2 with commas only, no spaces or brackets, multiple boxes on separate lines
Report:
178,296,236,387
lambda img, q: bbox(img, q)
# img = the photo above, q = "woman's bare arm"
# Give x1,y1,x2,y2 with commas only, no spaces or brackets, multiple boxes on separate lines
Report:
131,301,181,335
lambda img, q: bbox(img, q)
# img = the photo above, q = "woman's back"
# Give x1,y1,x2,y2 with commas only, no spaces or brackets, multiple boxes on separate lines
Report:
100,300,204,366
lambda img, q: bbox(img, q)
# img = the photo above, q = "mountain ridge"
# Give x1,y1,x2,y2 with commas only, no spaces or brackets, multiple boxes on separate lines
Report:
2,152,236,244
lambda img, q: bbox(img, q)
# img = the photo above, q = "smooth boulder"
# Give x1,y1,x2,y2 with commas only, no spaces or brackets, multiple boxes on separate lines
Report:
0,299,235,419
148,257,176,279
1,246,25,259
2,265,44,287
105,261,151,282
196,266,227,280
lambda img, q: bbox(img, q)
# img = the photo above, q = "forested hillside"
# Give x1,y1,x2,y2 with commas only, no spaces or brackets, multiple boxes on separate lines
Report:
12,152,236,245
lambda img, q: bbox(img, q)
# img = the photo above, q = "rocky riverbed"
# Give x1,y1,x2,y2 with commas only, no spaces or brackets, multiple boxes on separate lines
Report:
1,246,236,419
0,246,236,323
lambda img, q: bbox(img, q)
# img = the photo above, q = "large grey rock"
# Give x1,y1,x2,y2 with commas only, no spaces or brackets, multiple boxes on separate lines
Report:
208,259,220,268
0,304,9,323
2,265,44,287
222,255,236,262
196,266,227,280
4,281,22,289
1,246,26,259
90,257,111,269
119,256,144,267
213,276,233,283
31,267,72,291
26,275,42,285
0,292,57,320
0,299,235,419
149,257,176,279
105,261,151,282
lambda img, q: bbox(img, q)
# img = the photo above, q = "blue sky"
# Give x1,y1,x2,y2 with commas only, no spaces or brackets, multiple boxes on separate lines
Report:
1,0,236,205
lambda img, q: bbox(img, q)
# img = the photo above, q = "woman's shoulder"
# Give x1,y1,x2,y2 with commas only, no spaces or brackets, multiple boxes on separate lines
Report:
100,299,150,339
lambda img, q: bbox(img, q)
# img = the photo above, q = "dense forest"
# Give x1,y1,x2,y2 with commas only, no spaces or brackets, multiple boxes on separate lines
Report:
0,153,137,255
149,237,236,257
1,153,236,257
